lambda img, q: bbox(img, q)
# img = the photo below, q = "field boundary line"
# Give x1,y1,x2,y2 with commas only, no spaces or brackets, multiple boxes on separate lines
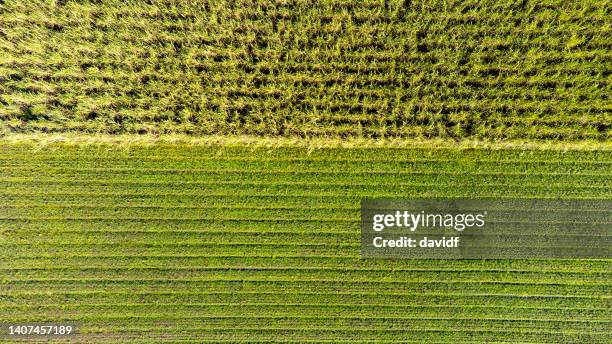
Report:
1,133,611,151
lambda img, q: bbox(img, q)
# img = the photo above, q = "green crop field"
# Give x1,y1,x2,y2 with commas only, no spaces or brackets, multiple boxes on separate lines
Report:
1,0,610,139
1,0,611,342
1,141,610,342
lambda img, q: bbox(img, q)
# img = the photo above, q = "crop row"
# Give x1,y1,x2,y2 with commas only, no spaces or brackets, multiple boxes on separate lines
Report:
3,267,609,285
2,155,610,172
2,184,609,199
1,317,609,333
3,291,609,309
2,303,610,321
3,279,610,297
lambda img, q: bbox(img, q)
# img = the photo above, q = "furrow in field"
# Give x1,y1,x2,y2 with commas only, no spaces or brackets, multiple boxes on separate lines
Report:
5,259,611,274
5,256,611,273
2,185,610,198
2,177,610,189
2,269,609,285
2,194,611,209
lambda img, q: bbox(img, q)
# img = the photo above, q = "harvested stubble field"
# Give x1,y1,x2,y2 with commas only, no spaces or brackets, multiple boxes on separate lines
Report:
0,140,610,342
0,0,610,139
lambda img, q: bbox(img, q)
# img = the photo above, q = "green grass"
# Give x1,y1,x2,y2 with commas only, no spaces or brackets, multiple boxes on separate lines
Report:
1,0,610,139
0,141,610,342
